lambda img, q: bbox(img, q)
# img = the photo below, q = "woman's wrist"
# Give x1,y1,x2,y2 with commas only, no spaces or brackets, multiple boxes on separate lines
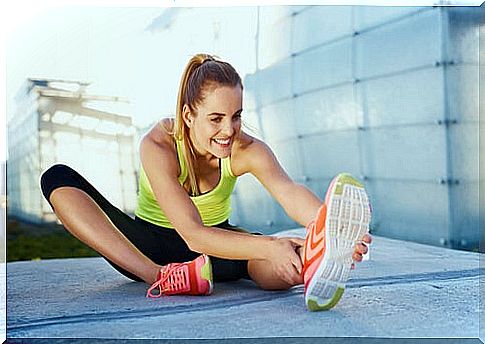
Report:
258,235,276,260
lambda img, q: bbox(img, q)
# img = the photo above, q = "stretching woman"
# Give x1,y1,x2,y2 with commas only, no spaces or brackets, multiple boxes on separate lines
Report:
40,53,372,311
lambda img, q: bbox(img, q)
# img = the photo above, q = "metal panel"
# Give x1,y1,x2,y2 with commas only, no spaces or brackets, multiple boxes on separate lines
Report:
304,178,333,203
298,131,361,180
243,74,259,111
256,59,293,107
231,173,275,231
447,65,480,122
294,38,353,94
260,99,295,142
447,8,484,65
258,8,293,69
449,181,479,249
259,6,294,23
369,179,449,246
268,200,299,234
449,123,479,182
354,6,428,31
292,6,352,54
294,83,362,136
361,67,445,127
362,126,448,180
355,9,442,79
267,139,303,180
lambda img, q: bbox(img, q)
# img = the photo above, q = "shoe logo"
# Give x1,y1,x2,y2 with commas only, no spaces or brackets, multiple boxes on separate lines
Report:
304,205,327,266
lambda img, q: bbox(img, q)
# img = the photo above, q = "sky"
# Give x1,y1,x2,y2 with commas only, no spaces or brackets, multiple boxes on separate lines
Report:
2,5,263,163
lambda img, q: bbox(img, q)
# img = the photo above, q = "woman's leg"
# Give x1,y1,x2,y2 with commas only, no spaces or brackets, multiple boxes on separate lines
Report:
215,223,304,290
247,257,303,290
40,164,161,284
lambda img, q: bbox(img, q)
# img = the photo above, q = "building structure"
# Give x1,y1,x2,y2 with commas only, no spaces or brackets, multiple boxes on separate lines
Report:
7,79,138,223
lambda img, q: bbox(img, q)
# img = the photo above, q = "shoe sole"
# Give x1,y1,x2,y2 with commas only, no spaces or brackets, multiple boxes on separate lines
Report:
305,173,371,311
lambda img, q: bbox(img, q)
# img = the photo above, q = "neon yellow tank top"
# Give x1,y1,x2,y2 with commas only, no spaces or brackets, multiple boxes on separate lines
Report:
135,139,237,228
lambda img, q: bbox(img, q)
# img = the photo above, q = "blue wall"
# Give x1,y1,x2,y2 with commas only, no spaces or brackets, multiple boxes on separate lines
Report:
230,6,483,250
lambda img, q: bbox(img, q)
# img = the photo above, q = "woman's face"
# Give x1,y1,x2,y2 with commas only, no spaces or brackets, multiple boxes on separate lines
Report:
186,85,243,159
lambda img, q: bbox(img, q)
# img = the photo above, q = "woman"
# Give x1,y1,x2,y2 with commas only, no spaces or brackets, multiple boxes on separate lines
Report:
40,53,371,311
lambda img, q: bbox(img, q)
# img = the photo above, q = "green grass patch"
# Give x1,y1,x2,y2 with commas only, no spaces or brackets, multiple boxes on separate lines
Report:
7,218,99,262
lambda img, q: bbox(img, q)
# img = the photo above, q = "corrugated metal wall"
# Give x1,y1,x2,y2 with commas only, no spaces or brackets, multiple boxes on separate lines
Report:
231,6,482,250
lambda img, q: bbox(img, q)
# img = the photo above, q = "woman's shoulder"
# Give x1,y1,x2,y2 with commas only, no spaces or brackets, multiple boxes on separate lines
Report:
140,118,180,176
144,118,176,147
231,132,270,176
234,131,268,153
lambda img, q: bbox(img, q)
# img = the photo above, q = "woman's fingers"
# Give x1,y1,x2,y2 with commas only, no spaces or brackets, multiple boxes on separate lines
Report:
288,237,305,247
352,251,363,262
362,234,372,244
355,242,368,255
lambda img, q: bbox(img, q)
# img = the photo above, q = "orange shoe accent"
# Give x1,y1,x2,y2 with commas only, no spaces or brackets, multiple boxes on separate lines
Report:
146,254,213,297
302,205,327,290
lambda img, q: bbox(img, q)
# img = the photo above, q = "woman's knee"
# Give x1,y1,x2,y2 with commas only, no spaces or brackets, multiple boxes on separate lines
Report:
40,164,77,202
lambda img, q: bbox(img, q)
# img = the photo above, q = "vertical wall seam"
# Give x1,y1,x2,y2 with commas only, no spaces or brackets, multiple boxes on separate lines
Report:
441,7,456,248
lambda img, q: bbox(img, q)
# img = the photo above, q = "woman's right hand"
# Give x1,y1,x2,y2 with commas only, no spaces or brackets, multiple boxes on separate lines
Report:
265,236,305,286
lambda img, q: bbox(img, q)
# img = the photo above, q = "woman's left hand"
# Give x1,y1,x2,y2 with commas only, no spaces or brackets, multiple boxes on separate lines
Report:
351,233,372,269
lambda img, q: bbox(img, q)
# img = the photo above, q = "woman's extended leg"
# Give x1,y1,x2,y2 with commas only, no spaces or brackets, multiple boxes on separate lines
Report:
40,164,161,284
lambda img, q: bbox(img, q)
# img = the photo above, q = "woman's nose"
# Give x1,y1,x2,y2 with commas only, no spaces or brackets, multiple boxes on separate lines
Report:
222,121,235,136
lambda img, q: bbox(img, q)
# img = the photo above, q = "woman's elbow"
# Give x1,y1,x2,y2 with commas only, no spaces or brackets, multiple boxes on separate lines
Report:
176,225,205,254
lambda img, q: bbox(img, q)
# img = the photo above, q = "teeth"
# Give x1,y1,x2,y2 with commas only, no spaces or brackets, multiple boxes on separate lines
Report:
214,138,230,145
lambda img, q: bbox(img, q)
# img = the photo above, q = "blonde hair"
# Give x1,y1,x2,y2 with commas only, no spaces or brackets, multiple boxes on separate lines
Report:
174,53,242,196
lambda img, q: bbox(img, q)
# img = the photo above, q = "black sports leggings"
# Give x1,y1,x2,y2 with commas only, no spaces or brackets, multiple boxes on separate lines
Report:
40,164,251,282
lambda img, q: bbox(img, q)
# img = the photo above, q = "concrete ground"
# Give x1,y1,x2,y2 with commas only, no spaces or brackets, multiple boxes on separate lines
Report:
5,228,484,343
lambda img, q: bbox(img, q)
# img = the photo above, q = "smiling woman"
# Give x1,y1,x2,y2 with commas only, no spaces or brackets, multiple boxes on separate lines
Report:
39,53,372,311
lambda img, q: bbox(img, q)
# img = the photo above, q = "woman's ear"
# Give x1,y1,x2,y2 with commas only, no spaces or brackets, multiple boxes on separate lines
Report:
182,104,194,128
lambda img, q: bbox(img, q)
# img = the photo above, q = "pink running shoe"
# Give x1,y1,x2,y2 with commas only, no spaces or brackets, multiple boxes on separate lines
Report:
302,173,371,311
146,254,213,297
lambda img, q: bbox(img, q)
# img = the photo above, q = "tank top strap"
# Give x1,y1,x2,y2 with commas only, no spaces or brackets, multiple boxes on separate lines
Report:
175,139,188,183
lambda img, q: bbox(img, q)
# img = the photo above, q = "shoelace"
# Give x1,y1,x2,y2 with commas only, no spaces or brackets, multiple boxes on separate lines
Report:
146,263,189,298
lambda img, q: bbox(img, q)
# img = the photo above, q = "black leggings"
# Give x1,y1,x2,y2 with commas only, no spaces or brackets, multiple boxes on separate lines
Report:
40,164,251,282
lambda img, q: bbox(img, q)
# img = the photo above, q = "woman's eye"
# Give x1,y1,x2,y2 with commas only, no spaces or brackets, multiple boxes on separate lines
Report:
233,114,242,121
211,117,222,123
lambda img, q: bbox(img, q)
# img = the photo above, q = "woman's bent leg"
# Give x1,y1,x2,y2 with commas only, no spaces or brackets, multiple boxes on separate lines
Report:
215,222,303,290
40,164,161,284
247,259,303,290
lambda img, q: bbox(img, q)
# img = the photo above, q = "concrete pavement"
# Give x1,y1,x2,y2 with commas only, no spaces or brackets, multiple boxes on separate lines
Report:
5,228,484,342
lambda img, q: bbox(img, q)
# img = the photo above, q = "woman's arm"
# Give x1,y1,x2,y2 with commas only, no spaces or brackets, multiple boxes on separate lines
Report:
232,135,322,227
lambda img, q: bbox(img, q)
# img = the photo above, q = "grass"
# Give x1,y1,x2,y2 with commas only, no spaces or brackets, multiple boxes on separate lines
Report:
7,218,100,262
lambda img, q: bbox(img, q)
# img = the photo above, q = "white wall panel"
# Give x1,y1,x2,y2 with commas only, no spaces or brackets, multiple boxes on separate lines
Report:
292,6,352,53
294,84,362,136
257,59,292,107
447,65,480,122
268,139,303,180
354,6,427,31
294,38,353,94
362,126,448,180
355,9,442,79
362,67,445,127
298,131,361,180
260,99,295,142
369,179,449,246
258,7,293,69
